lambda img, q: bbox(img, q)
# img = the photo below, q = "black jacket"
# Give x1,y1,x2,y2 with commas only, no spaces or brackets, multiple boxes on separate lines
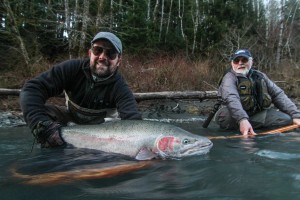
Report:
20,59,142,129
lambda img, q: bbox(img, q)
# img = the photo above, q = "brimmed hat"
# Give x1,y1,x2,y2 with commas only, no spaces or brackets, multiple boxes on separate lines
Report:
91,32,122,53
231,49,252,60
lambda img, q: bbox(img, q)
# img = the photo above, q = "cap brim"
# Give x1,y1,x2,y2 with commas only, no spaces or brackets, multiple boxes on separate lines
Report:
91,38,121,53
232,54,250,60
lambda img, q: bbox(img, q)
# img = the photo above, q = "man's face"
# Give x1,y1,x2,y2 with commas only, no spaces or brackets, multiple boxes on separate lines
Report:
231,56,252,75
89,40,121,77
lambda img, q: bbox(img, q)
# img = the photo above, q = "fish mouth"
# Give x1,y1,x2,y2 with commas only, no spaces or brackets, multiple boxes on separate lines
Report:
158,142,213,159
181,141,213,156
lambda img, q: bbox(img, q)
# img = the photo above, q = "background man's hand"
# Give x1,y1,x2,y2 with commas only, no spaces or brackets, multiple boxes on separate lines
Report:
293,118,300,126
239,119,256,136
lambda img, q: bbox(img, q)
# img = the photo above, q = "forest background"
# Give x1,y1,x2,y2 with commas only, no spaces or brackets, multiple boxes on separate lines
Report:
1,0,300,99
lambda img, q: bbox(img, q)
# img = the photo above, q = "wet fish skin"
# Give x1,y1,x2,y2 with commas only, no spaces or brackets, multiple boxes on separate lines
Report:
61,120,213,160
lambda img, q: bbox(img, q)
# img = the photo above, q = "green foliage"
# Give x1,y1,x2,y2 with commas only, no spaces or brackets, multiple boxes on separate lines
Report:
0,0,299,89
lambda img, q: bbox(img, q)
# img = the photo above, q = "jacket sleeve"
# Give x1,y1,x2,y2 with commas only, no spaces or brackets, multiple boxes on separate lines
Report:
263,73,300,119
19,60,79,129
113,76,142,120
219,71,249,123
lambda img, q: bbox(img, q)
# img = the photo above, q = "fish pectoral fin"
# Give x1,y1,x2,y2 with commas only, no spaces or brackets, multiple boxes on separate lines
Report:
135,147,157,160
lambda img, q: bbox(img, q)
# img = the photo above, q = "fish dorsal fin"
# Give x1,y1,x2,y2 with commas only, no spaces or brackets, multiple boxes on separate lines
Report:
135,147,157,160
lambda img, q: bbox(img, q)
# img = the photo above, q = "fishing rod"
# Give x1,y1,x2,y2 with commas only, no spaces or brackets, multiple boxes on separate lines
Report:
208,124,300,140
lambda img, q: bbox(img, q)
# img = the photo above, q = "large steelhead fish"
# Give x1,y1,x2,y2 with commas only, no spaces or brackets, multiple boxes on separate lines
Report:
61,120,213,160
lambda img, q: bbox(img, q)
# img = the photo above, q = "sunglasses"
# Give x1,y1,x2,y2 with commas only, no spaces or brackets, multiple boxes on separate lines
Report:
233,57,249,64
91,46,118,60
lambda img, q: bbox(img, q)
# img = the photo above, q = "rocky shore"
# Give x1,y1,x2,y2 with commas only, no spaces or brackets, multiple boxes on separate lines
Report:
0,96,25,127
0,111,26,127
0,96,217,128
1,96,300,128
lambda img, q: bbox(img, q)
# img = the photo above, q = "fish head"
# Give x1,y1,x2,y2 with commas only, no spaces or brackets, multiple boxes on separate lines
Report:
155,134,213,159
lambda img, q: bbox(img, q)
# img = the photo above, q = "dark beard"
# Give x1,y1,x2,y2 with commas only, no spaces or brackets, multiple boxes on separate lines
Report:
91,61,112,78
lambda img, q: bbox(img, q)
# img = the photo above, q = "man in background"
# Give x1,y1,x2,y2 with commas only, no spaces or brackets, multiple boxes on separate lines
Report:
215,49,300,135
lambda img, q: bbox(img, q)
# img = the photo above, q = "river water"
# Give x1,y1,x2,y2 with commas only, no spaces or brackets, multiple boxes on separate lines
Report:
1,101,300,200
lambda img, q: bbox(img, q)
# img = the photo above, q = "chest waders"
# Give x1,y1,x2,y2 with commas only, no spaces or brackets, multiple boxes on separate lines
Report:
65,91,118,124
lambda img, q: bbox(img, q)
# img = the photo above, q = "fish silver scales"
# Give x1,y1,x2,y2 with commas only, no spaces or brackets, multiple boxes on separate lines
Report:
61,120,213,160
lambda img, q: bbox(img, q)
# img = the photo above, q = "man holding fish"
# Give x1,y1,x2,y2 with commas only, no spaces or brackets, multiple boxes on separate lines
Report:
20,32,142,148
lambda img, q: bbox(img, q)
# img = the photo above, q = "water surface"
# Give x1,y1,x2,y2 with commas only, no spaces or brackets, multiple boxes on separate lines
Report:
1,119,300,200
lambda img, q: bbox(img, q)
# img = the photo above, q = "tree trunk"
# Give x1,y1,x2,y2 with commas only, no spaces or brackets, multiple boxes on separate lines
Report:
109,0,114,30
64,0,72,59
0,88,218,101
147,0,151,21
3,0,30,67
153,0,159,22
276,0,285,67
284,0,299,62
192,0,199,54
96,0,105,29
178,0,186,41
69,0,80,58
159,0,165,42
134,91,218,101
165,0,173,43
79,0,90,57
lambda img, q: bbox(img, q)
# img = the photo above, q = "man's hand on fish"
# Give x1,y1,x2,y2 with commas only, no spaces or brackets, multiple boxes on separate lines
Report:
32,121,65,147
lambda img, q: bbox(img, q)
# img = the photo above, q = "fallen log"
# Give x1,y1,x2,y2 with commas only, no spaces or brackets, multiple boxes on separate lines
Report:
0,88,218,101
134,91,218,101
0,88,21,96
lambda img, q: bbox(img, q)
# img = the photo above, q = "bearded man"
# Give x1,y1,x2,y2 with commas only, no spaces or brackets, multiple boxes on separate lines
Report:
20,32,142,147
215,49,300,136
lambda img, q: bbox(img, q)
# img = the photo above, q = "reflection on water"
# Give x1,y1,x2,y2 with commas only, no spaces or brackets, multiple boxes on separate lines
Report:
1,121,300,200
256,150,300,160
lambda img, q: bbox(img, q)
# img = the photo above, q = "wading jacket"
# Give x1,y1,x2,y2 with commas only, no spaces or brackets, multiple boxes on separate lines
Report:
20,59,142,130
218,68,300,123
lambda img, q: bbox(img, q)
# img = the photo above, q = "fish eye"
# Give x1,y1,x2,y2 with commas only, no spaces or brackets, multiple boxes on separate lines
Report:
183,139,190,144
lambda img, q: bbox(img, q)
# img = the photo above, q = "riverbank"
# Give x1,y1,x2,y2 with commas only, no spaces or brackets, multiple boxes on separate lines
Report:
0,95,217,128
0,96,25,127
2,95,300,128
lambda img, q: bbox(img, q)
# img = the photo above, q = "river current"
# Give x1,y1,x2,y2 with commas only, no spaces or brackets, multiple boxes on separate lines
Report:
1,100,300,200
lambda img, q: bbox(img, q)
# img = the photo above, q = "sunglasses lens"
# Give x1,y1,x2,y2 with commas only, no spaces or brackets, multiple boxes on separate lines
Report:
91,46,104,56
233,57,248,64
241,57,248,63
91,46,118,60
107,49,118,60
